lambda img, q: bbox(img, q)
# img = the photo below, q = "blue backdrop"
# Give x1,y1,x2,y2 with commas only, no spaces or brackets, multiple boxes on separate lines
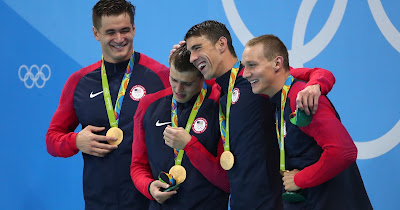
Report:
1,0,399,209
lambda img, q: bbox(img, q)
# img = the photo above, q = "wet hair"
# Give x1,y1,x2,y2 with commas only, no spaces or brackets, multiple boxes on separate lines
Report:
92,0,135,29
184,20,237,57
169,44,203,78
246,34,290,69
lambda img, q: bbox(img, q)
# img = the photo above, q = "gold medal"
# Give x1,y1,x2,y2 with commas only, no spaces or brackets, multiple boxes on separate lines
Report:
106,127,123,145
220,151,234,170
169,165,187,184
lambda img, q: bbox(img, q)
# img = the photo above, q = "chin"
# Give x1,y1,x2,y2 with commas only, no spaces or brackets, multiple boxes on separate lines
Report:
251,87,260,95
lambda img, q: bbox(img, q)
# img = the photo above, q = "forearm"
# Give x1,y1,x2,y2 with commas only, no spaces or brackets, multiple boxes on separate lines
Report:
46,128,79,157
294,98,357,188
131,109,156,200
46,105,80,157
184,137,230,193
290,67,336,95
130,160,155,200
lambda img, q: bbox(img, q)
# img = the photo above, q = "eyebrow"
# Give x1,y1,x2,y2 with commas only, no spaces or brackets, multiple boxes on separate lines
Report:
105,29,116,33
104,27,131,33
170,75,194,84
190,44,201,51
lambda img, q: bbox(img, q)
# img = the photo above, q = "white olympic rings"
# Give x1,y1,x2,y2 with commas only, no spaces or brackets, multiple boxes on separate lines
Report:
18,64,51,89
222,0,400,159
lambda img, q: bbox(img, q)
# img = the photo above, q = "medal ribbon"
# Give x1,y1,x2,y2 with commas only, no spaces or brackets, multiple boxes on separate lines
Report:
276,75,294,172
101,52,135,128
219,60,240,152
171,82,207,165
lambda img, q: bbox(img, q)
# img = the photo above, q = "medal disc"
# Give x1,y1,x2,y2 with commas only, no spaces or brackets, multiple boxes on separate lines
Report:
106,127,123,145
220,151,234,170
169,165,186,184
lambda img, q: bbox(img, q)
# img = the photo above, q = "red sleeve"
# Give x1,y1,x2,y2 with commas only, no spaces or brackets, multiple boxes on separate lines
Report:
130,94,158,200
45,62,100,157
288,83,357,189
289,67,336,95
184,136,230,193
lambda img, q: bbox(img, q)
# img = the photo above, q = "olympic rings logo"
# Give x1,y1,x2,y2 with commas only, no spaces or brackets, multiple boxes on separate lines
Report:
222,0,400,159
18,64,51,88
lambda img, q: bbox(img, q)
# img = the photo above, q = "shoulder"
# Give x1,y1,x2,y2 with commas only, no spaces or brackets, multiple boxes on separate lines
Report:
65,60,101,88
137,87,172,111
138,53,169,72
137,53,170,88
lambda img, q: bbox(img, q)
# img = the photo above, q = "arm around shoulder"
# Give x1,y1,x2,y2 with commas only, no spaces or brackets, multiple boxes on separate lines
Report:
291,93,357,189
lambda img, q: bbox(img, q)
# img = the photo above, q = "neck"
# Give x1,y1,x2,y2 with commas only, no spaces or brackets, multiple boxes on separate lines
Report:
266,70,290,97
104,58,130,64
215,55,238,78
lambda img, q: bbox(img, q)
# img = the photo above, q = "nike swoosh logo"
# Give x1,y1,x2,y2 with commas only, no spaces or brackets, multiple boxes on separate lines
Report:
90,91,103,98
155,120,171,127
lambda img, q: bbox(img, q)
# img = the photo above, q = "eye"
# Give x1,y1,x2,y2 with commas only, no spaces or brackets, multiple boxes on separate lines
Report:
170,77,178,83
105,30,116,36
120,28,131,34
247,62,257,68
193,46,201,51
183,82,192,86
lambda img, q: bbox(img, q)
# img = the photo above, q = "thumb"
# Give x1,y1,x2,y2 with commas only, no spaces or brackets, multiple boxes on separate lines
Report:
155,180,170,189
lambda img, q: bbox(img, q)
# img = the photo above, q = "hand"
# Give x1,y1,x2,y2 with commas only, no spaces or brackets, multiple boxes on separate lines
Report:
76,125,118,157
163,126,191,150
169,40,186,57
282,169,301,191
296,84,321,115
149,180,177,204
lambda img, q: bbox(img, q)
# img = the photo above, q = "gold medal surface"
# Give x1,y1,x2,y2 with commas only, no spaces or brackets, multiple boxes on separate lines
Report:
220,151,234,170
106,127,123,145
169,165,187,184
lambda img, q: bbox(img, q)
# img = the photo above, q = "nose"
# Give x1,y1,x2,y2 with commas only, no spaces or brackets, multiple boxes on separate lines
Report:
189,51,198,64
242,67,251,80
114,32,123,42
176,83,184,92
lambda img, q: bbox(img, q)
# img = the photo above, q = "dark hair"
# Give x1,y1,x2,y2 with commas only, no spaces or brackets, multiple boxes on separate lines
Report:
169,44,203,77
92,0,135,29
184,20,237,57
246,34,289,69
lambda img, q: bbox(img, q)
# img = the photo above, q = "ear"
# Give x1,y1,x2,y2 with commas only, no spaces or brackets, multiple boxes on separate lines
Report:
93,26,100,41
274,56,284,72
216,36,228,53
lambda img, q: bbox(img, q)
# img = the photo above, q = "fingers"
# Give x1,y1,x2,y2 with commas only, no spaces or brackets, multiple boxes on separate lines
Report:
296,92,311,115
163,127,186,149
84,125,106,132
152,180,169,189
170,41,186,56
150,180,177,204
311,94,319,115
295,92,304,110
94,134,118,142
88,141,117,157
94,140,118,150
76,127,118,157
